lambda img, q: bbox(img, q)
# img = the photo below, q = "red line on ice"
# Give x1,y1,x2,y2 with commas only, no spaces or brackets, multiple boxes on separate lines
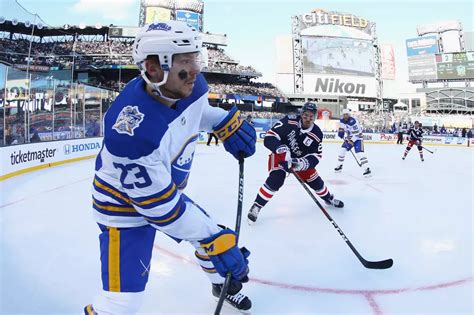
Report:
0,177,91,208
153,245,473,315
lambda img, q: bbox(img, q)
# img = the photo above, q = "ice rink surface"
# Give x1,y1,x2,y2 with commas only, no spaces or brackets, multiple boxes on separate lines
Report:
1,141,473,314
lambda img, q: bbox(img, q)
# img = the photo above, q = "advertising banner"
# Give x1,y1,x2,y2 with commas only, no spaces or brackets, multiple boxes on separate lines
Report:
2,133,471,181
304,74,377,97
1,137,102,180
145,7,171,24
176,10,200,30
109,27,139,38
380,44,396,80
408,55,438,81
299,9,373,36
320,132,469,146
406,36,438,57
436,52,474,80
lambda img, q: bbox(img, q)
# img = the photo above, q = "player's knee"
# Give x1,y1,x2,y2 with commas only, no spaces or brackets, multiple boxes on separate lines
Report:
93,291,144,314
266,170,286,191
339,148,348,156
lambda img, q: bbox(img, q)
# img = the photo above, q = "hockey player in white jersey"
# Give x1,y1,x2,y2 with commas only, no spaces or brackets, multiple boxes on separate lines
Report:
84,21,256,314
334,109,371,177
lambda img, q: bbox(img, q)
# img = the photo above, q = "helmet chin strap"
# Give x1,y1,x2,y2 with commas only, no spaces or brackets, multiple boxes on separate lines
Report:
140,70,181,103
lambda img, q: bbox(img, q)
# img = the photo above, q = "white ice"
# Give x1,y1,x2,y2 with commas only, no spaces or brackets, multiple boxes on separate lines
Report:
1,142,473,314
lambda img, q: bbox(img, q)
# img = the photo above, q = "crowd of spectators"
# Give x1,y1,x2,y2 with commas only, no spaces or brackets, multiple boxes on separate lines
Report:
240,110,285,120
206,47,235,63
0,38,262,77
208,82,283,97
0,38,134,66
204,47,260,75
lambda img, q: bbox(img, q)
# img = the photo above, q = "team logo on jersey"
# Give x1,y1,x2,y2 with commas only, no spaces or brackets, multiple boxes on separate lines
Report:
303,136,313,147
113,106,144,136
172,134,198,189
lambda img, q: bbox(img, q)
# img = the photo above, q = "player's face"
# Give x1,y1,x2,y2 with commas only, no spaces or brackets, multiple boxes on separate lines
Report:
301,111,315,129
160,53,202,99
343,113,350,121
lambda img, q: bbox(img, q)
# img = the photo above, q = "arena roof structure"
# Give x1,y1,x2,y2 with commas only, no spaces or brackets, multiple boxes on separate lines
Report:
0,20,109,38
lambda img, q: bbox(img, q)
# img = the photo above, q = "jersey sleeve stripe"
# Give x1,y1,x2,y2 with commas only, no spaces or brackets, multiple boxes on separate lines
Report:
307,132,321,142
94,176,131,204
201,266,217,273
130,183,177,208
195,251,211,261
266,130,281,140
143,199,186,226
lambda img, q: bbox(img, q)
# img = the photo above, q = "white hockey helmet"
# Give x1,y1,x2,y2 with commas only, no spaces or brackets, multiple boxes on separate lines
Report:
132,21,203,94
342,109,351,115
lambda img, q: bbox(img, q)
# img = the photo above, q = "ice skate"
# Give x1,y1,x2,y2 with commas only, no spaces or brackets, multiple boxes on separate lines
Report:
212,282,251,312
325,194,344,208
363,167,372,177
247,204,261,224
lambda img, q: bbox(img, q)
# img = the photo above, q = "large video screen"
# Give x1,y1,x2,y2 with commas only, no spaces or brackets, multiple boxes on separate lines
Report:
302,36,375,77
436,52,474,80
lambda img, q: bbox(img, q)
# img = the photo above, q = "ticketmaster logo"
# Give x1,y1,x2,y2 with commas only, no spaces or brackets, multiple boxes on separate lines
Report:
10,148,56,165
63,142,101,155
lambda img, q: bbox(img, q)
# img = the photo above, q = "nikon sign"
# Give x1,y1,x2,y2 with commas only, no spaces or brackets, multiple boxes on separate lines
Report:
304,74,377,97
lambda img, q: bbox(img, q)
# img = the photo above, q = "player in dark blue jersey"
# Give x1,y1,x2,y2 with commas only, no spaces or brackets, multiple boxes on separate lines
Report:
402,120,424,161
247,102,344,224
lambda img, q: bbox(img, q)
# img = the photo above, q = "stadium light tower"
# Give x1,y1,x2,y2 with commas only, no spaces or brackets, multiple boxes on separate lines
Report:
416,20,465,53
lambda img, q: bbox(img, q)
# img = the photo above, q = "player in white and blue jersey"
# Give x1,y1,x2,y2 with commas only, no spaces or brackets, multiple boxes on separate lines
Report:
334,109,371,177
84,21,256,314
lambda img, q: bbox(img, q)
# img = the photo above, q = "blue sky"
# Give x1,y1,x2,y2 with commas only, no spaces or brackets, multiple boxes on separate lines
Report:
4,0,474,83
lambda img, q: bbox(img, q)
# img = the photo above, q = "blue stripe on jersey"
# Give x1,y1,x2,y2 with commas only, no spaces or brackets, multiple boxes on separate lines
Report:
93,176,131,205
195,251,211,261
143,197,186,227
130,182,177,210
92,198,142,217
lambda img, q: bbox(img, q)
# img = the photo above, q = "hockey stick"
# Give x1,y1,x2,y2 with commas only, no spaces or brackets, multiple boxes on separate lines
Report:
422,146,435,154
291,171,393,270
214,154,245,315
350,149,362,167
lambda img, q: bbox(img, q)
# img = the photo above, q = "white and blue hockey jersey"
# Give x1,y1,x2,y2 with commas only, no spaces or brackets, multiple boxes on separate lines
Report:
339,116,364,142
92,74,225,240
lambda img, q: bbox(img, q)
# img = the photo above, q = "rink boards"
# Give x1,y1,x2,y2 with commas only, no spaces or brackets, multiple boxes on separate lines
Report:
1,132,472,181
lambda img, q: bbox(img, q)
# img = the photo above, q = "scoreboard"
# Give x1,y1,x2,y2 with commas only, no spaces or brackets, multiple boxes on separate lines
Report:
436,52,474,80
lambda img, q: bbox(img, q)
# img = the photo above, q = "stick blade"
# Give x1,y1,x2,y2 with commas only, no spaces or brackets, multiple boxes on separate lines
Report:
363,258,393,269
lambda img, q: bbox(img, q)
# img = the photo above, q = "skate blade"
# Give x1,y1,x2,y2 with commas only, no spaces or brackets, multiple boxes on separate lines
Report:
213,297,252,314
364,174,372,178
247,217,256,226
